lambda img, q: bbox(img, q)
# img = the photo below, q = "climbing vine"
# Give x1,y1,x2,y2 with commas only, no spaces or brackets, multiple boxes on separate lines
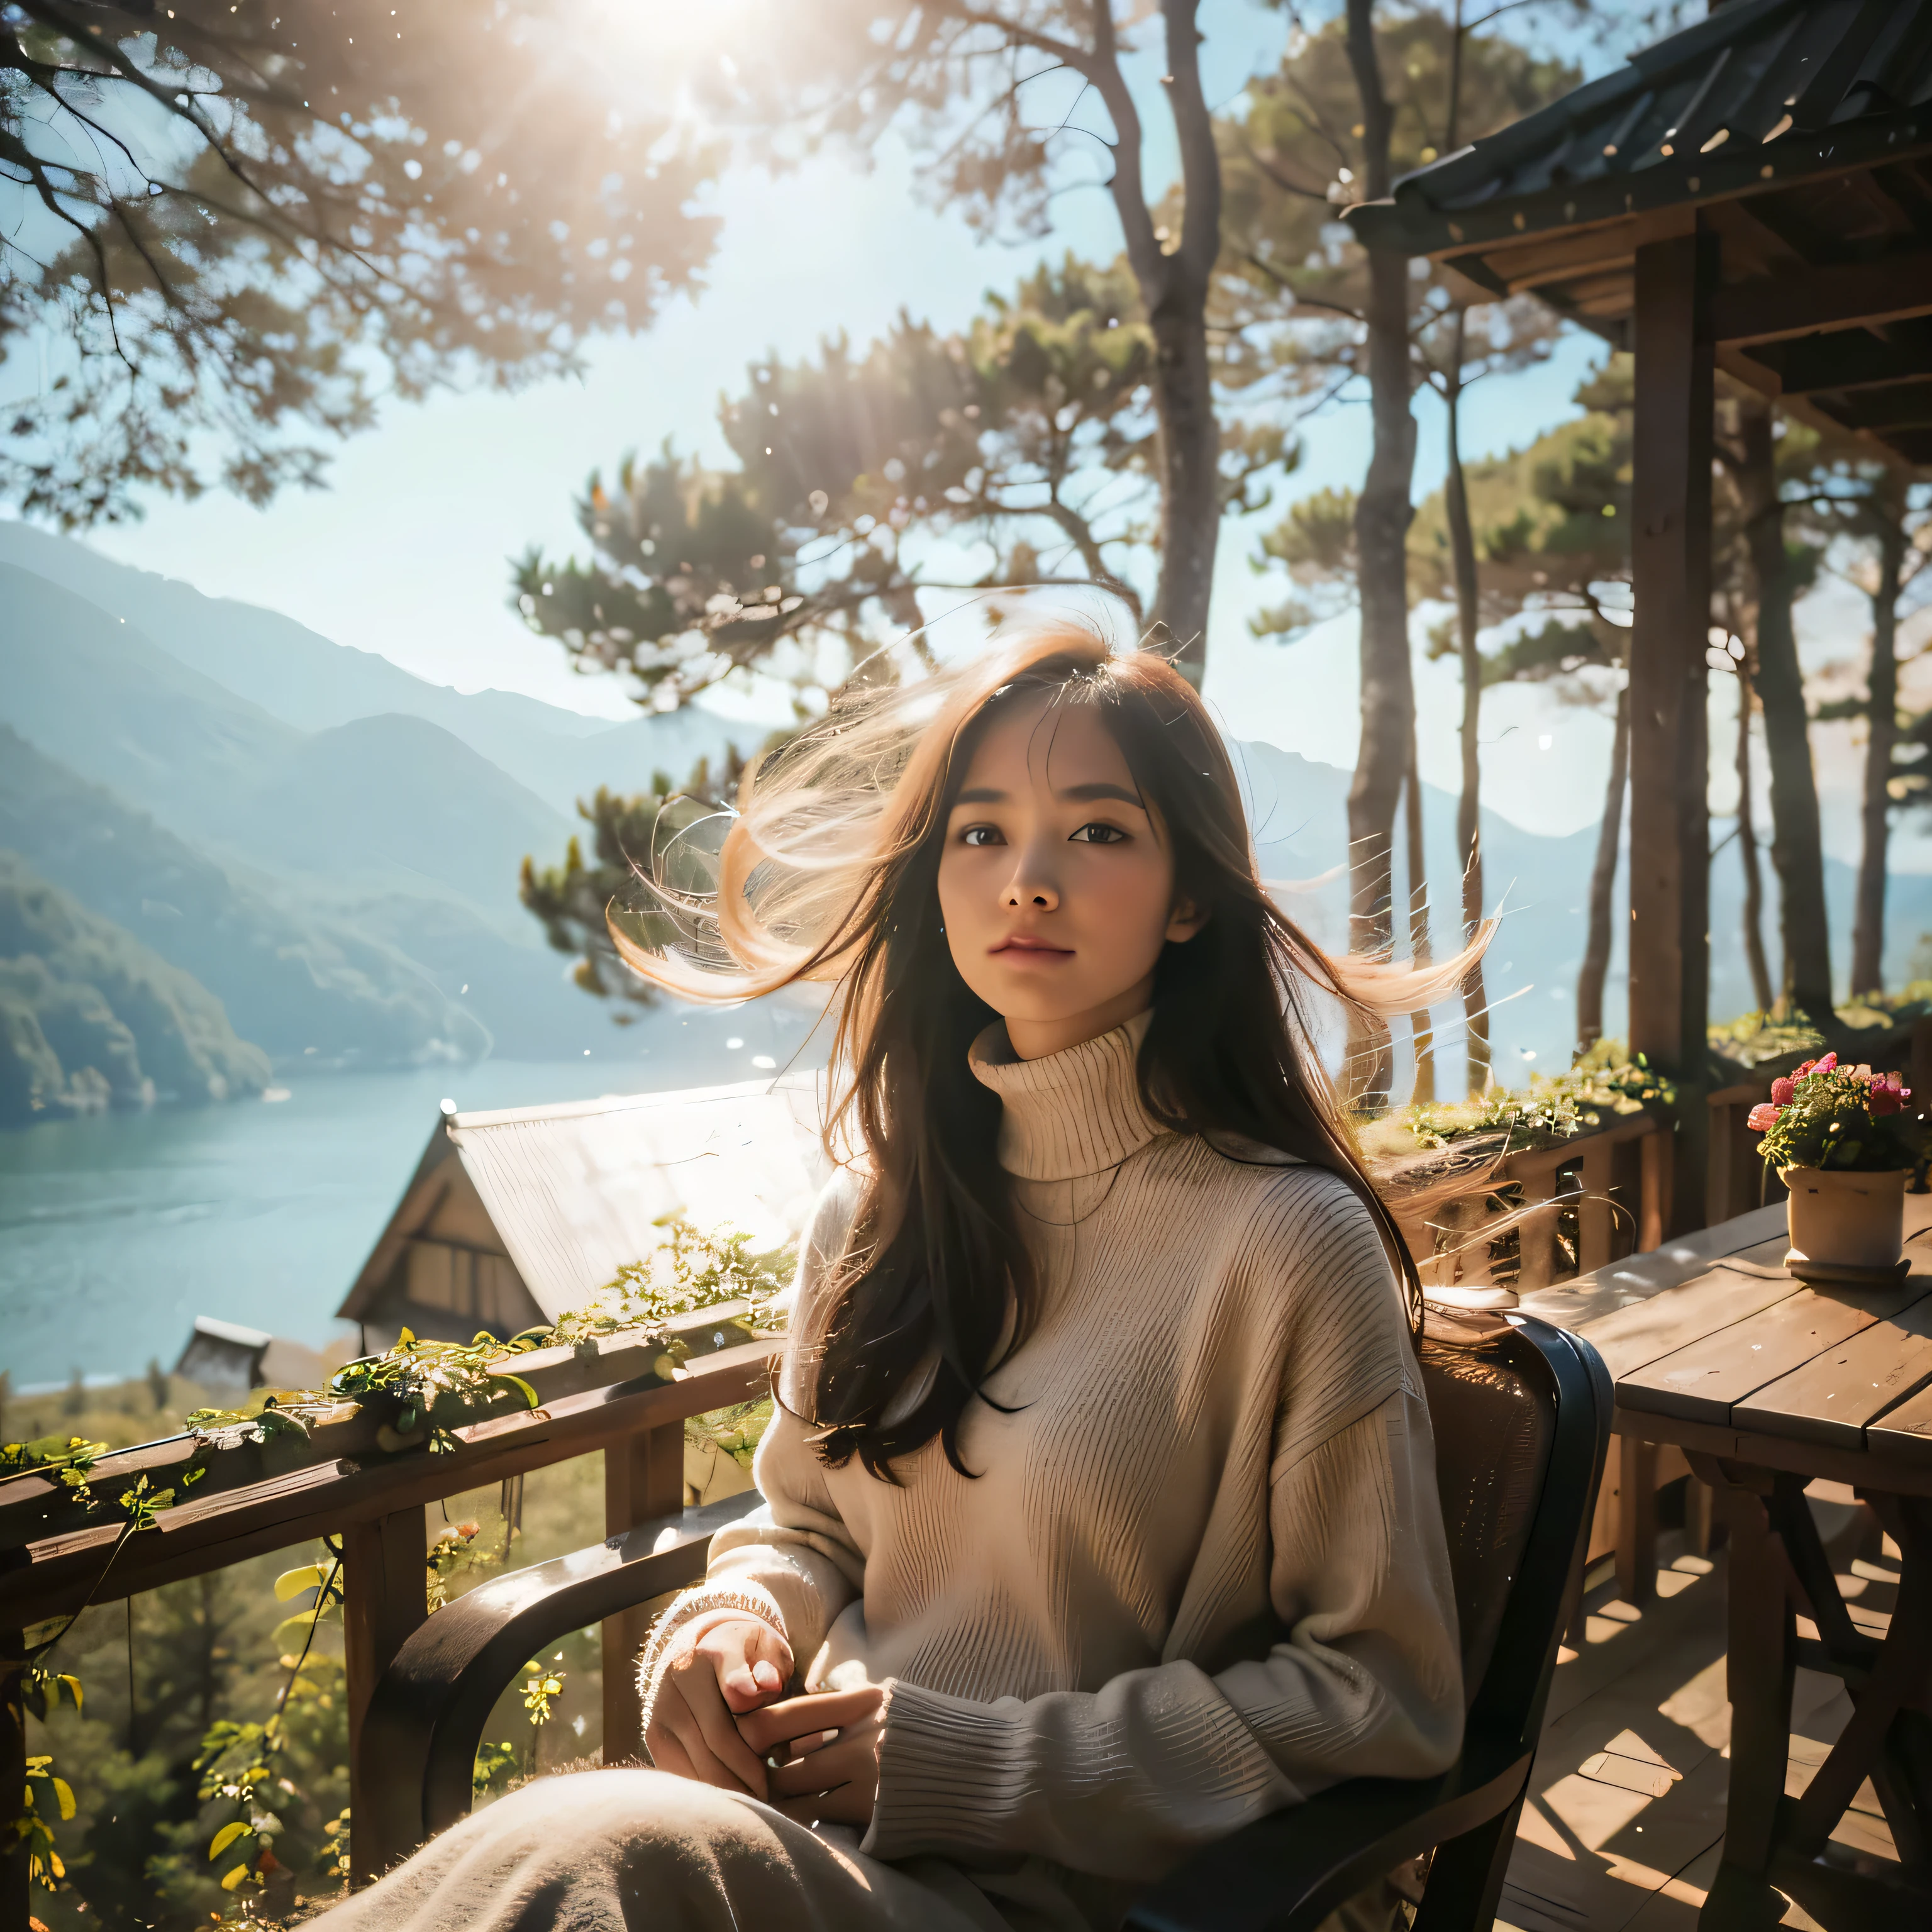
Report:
2,1213,791,1909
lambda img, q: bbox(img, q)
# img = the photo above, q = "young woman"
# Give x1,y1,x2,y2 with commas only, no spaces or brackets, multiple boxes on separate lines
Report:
318,622,1474,1932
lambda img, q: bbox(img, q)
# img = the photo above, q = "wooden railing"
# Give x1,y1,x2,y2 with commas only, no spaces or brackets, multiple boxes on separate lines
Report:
0,1309,784,1911
1382,1111,1669,1299
11,1038,1927,1918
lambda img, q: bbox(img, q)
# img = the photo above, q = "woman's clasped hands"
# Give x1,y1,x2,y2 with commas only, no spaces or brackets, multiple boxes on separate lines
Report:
645,1613,884,1826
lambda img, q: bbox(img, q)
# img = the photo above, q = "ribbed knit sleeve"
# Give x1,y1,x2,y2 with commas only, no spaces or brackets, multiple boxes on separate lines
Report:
860,1192,1463,1878
638,1173,867,1723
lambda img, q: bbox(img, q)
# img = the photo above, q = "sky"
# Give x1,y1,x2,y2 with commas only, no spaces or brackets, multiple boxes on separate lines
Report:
26,1,1899,853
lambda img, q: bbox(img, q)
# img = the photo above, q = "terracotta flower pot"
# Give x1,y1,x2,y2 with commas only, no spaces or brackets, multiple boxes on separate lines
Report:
1778,1166,1910,1273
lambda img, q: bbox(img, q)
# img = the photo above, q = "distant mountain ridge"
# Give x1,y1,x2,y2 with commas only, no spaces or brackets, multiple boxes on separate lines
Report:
0,851,270,1126
0,725,491,1067
0,521,748,815
6,520,1932,1102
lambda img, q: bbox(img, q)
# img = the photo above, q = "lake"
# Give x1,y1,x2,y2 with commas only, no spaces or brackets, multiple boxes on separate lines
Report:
0,997,828,1390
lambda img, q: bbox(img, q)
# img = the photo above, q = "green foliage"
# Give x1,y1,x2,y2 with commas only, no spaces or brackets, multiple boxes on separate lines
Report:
1396,1046,1674,1154
1410,356,1633,678
519,776,741,1009
426,1519,510,1615
686,1399,777,1474
8,1753,75,1887
1222,6,1577,627
472,1738,520,1799
9,1223,789,1917
3,1,717,528
521,1657,567,1727
1,1435,106,1509
1250,487,1358,640
1708,1008,1832,1070
1748,1054,1925,1174
512,256,1216,713
187,1541,348,1913
569,1216,788,1341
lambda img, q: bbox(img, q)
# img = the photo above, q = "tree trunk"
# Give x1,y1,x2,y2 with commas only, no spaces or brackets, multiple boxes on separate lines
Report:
1146,297,1221,679
1852,504,1906,996
1735,658,1775,1014
1442,325,1491,1095
1343,0,1418,1111
1404,723,1435,1103
1578,686,1629,1049
1101,0,1220,684
1737,398,1833,1018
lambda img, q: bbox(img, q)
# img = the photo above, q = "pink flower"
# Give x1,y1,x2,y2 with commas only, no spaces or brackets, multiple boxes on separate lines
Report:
1813,1052,1838,1074
1796,1060,1817,1077
1769,1077,1796,1105
1746,1102,1783,1133
1870,1079,1908,1117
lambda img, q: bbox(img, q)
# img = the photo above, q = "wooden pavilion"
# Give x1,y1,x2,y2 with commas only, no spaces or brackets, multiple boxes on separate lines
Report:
1351,0,1932,1236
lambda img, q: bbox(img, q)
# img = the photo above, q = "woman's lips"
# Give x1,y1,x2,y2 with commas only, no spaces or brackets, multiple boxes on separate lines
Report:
992,935,1074,957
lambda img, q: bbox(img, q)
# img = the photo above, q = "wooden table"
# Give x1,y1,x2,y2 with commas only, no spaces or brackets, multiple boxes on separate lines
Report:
1523,1192,1932,1929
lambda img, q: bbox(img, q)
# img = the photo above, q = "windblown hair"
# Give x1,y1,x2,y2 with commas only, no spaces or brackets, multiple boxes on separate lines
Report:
614,620,1487,1479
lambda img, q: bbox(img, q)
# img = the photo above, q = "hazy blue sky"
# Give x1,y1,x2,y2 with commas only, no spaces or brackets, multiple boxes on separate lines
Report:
50,3,1892,847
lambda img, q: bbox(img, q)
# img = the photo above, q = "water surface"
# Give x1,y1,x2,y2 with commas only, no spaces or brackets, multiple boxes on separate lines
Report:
1,1000,825,1389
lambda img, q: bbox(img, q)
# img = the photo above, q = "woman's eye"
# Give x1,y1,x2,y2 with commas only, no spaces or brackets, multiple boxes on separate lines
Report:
1070,823,1128,845
961,825,1005,847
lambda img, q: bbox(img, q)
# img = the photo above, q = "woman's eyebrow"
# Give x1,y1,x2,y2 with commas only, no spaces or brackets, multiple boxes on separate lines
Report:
1058,780,1146,809
952,780,1145,808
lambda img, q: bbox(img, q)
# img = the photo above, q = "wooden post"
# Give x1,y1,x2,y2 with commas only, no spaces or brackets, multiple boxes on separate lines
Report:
1704,1477,1799,1925
345,1508,428,1887
1615,1435,1659,1607
1639,1127,1668,1253
602,1422,686,1766
1629,223,1716,1240
1517,1166,1558,1291
1,1642,25,1932
1579,1137,1614,1277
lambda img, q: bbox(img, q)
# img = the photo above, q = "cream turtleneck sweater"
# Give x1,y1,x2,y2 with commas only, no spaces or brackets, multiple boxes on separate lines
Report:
640,1012,1462,1899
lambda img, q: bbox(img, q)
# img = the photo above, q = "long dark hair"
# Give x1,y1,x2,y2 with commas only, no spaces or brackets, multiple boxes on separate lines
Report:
613,621,1485,1480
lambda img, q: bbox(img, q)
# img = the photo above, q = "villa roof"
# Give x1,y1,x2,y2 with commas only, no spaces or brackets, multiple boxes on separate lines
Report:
1349,0,1932,464
337,1075,828,1333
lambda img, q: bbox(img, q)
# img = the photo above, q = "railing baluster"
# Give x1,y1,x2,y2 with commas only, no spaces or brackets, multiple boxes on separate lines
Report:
3,1643,25,1932
345,1507,429,1887
601,1422,686,1767
1579,1138,1614,1275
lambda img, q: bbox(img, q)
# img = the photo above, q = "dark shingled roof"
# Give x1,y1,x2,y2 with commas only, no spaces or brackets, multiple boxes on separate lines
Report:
1346,0,1932,465
1351,0,1932,258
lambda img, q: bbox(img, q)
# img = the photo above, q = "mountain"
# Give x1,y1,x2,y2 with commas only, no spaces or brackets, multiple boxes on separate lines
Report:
1237,740,1932,1081
0,565,578,921
0,562,296,845
0,727,489,1067
0,851,271,1126
0,521,750,816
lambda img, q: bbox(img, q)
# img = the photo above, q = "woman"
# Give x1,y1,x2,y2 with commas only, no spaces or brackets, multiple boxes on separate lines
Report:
319,622,1475,1932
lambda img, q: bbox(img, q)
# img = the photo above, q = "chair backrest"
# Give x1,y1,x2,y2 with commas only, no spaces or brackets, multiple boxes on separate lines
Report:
1417,1311,1613,1744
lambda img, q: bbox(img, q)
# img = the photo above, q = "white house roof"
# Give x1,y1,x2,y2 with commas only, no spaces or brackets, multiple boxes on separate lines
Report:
341,1073,832,1327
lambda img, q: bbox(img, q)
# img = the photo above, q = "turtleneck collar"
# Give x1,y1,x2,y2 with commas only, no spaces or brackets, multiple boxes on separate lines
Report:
969,1009,1168,1182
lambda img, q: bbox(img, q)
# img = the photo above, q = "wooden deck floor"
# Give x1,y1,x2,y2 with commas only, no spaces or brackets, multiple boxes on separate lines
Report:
1498,1500,1899,1932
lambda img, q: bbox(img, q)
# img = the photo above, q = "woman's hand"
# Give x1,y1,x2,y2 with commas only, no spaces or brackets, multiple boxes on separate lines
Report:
645,1614,794,1797
736,1685,886,1828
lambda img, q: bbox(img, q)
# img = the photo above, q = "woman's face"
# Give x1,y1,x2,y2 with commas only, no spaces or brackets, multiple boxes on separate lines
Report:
936,690,1203,1060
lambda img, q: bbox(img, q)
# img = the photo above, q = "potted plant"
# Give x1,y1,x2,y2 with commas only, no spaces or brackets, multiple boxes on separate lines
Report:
1748,1054,1923,1277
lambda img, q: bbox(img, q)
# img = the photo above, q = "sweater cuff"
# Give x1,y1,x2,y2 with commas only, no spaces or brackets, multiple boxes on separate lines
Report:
860,1679,1026,1862
633,1581,789,1746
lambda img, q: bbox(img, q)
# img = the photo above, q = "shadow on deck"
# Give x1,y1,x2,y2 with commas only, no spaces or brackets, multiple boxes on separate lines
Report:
1501,1499,1896,1932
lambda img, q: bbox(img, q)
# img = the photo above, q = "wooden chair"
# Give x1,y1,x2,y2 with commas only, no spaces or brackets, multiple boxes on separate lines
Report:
1124,1313,1611,1931
356,1315,1611,1928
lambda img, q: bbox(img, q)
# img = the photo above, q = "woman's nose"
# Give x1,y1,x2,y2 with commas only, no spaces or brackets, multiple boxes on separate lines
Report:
1002,850,1059,909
